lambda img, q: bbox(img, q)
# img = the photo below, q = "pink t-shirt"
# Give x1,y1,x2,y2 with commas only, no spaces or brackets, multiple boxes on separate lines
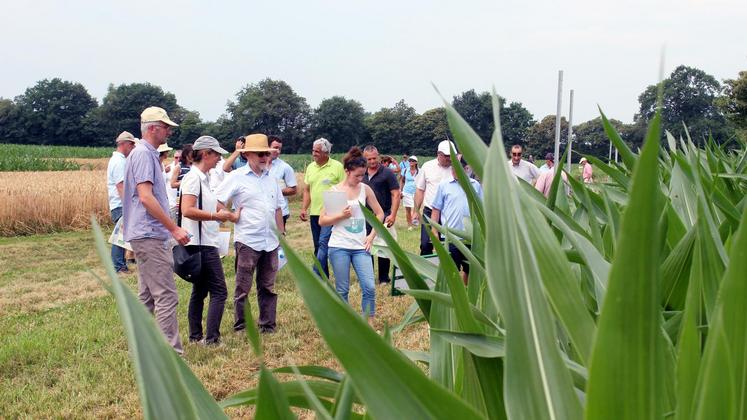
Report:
582,164,593,183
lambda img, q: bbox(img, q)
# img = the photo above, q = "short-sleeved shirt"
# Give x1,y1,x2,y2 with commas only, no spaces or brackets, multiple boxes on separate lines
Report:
415,159,453,209
538,163,552,174
269,158,297,217
583,164,593,183
304,158,345,216
509,159,539,184
180,166,220,248
363,165,399,216
431,177,483,232
107,151,126,210
399,160,408,177
231,155,247,170
215,165,284,252
402,167,418,195
208,158,226,192
123,141,171,241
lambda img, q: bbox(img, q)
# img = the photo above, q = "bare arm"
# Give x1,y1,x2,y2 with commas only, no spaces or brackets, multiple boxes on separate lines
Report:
430,208,441,238
414,187,424,211
319,206,352,226
275,208,285,235
116,181,124,201
170,164,181,189
364,186,385,252
136,182,189,245
386,187,401,227
282,186,297,196
300,184,311,221
181,194,240,222
222,151,240,173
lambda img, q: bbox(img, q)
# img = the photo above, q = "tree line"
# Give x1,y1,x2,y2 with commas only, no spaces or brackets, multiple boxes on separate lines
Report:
0,65,744,157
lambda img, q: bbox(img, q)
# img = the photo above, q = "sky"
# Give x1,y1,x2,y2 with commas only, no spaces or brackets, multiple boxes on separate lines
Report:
1,0,745,125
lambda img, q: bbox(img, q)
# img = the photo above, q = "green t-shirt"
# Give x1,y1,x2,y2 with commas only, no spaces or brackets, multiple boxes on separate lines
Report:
304,158,345,215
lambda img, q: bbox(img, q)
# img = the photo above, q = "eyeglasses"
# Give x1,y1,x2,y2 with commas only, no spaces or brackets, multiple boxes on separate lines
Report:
257,152,271,157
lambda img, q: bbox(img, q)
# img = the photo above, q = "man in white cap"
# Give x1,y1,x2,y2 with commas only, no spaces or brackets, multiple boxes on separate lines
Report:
123,106,188,354
107,131,136,273
216,133,285,334
414,139,456,255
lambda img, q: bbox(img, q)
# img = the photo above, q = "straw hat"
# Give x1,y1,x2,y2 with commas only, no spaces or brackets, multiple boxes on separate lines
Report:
238,134,273,153
115,131,135,144
156,143,173,153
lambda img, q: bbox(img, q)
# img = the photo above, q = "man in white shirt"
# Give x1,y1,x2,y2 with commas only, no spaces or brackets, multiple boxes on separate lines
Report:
508,144,539,184
414,140,455,255
106,131,136,273
215,134,285,334
267,135,297,229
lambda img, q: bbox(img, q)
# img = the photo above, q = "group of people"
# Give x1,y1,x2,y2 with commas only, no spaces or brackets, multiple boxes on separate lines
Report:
105,105,591,352
508,144,593,197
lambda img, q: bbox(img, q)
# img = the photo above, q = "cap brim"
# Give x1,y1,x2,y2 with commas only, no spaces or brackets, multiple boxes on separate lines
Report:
162,118,179,127
213,146,229,154
237,147,273,153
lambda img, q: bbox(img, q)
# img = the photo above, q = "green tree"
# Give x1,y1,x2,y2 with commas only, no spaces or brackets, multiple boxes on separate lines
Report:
170,111,208,148
525,115,568,158
309,96,368,152
365,100,417,154
452,89,534,146
14,78,98,146
718,70,747,131
636,65,732,144
0,98,25,143
226,79,311,153
405,107,449,155
86,82,182,146
573,117,629,159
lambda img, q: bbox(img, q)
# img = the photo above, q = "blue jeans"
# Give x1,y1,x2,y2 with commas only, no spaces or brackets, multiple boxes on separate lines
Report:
328,247,376,317
309,215,331,278
110,207,127,272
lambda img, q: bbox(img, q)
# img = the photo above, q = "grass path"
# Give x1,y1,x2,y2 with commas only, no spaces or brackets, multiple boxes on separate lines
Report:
0,205,427,418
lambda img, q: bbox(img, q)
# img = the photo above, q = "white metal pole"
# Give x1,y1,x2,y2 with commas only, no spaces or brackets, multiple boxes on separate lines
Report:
609,141,612,162
615,148,618,163
553,70,563,163
567,90,574,169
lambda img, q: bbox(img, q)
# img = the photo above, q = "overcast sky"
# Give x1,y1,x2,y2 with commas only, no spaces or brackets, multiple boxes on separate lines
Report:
1,0,745,125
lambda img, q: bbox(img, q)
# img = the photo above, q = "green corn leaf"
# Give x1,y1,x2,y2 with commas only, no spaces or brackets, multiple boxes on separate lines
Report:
332,376,355,420
272,366,344,383
438,85,488,179
585,155,632,192
692,202,747,419
599,107,637,170
90,220,228,420
403,289,502,333
278,236,485,419
361,206,432,321
585,113,664,420
432,329,505,358
482,117,583,419
244,300,263,359
221,380,349,409
289,365,334,420
255,366,296,420
660,224,696,310
450,147,486,234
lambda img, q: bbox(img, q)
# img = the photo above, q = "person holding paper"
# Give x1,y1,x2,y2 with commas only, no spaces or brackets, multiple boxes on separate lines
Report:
319,147,385,324
107,130,136,274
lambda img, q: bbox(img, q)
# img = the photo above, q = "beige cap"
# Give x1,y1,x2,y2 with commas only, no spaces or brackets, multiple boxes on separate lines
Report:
115,131,136,144
238,134,273,153
140,106,179,127
157,143,174,153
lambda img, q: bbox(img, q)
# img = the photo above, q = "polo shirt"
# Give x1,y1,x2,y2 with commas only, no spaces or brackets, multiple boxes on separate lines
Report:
215,165,284,252
415,159,453,209
509,159,539,184
431,177,483,232
107,151,126,210
123,141,171,241
363,165,399,216
303,158,345,216
269,157,297,217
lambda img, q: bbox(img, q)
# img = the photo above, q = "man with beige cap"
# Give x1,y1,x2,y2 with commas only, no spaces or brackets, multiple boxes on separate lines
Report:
123,106,188,354
107,131,137,273
216,134,285,334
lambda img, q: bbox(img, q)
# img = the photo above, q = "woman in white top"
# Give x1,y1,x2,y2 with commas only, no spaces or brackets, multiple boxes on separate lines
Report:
320,147,385,324
180,136,240,345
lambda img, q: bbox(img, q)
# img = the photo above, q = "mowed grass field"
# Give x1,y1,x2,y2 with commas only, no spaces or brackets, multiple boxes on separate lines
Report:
0,195,427,418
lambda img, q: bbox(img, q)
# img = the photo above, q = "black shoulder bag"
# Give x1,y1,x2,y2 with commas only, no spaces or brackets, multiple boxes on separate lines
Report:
173,181,202,283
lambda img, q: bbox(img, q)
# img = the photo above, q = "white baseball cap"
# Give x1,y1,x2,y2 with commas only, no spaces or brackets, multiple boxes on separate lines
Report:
437,140,456,155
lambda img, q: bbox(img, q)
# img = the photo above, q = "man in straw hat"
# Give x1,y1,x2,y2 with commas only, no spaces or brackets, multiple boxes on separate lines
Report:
216,134,285,333
123,106,188,354
107,131,137,274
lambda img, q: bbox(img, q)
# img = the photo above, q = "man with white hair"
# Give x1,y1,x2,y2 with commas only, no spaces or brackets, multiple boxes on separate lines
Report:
123,106,189,354
300,137,345,278
414,140,456,255
107,130,136,274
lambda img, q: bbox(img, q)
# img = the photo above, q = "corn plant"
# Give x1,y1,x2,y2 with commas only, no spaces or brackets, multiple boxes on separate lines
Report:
92,90,747,419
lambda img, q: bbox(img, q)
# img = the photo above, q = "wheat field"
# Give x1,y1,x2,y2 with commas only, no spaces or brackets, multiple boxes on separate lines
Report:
0,171,111,236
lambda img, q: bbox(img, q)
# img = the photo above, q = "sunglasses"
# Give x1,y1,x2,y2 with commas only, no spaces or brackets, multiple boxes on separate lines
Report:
256,152,271,157
512,153,522,157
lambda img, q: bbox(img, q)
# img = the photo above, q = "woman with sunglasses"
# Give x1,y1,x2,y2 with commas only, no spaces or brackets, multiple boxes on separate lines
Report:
319,147,385,325
400,156,419,230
